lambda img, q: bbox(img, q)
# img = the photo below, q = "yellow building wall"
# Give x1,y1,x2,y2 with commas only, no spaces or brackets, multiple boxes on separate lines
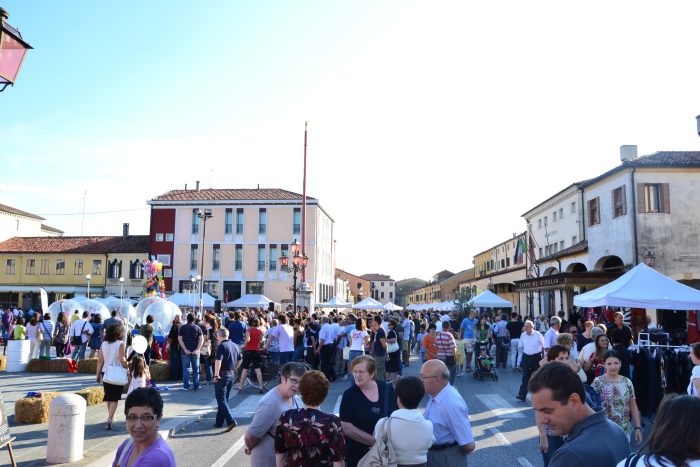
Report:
0,253,108,287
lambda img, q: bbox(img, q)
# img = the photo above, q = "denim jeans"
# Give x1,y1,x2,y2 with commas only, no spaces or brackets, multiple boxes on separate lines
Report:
293,346,304,361
71,342,87,361
202,356,213,382
39,340,52,358
214,372,236,426
278,351,294,366
181,352,200,389
169,348,183,380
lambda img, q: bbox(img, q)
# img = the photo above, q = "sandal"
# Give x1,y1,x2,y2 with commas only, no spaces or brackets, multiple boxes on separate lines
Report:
106,419,113,430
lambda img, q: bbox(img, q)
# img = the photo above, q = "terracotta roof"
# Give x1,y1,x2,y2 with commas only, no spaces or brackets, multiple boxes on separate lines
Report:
632,151,700,166
0,236,151,254
40,224,64,234
536,240,588,264
0,203,44,221
150,188,317,202
361,273,394,281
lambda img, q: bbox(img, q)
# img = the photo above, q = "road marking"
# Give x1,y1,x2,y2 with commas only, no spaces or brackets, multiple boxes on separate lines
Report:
476,394,525,418
211,435,245,467
488,427,511,446
232,394,263,417
333,395,342,416
517,457,534,467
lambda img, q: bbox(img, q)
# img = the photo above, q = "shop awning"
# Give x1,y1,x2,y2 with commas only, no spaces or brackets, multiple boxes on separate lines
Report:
515,271,622,292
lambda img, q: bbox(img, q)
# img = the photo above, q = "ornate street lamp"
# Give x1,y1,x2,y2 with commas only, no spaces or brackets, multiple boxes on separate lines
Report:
197,208,213,316
643,251,656,268
0,8,33,92
280,239,308,312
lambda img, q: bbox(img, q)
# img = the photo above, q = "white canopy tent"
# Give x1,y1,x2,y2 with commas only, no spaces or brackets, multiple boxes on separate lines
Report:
470,290,513,308
383,301,403,312
574,263,700,310
167,292,217,307
226,294,274,308
315,296,353,308
352,297,385,310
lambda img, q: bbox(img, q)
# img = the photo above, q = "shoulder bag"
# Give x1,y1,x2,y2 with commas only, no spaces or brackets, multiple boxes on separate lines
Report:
356,414,397,467
36,324,44,341
200,334,211,356
386,330,399,354
103,342,128,386
71,322,87,346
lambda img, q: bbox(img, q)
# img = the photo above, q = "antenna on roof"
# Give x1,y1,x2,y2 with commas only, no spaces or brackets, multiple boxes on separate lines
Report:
80,190,86,236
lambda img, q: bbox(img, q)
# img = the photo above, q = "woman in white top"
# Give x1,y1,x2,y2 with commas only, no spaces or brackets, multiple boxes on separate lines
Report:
373,376,434,467
617,394,700,467
347,318,370,386
26,315,41,360
96,323,128,430
688,342,700,398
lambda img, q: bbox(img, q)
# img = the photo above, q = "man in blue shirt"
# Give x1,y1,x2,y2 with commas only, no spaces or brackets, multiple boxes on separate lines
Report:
178,313,203,391
459,311,478,372
213,327,240,432
225,311,247,346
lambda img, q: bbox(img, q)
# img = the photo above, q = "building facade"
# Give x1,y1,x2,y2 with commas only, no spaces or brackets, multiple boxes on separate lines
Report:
395,278,429,307
335,268,371,304
0,203,63,243
148,188,335,306
361,273,396,304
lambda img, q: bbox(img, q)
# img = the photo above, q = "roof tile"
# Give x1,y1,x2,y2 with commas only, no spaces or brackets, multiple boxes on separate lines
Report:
0,236,151,254
150,188,316,202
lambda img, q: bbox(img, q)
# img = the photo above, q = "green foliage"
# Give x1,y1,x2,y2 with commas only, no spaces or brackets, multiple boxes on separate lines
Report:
455,287,474,312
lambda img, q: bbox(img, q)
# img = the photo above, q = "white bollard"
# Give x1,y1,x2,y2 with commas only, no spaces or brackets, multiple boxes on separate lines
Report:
46,394,87,464
6,339,30,372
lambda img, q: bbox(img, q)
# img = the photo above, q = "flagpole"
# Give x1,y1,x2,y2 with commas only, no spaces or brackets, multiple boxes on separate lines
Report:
301,121,308,283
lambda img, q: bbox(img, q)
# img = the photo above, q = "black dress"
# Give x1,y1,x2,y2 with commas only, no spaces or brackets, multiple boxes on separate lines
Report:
385,329,401,373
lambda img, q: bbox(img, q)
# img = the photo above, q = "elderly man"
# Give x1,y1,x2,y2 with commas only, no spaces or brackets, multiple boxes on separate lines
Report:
516,320,545,402
529,362,629,467
544,316,561,353
421,359,475,466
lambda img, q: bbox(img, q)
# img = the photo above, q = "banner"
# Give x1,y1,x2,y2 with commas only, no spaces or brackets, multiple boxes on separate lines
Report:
40,287,49,314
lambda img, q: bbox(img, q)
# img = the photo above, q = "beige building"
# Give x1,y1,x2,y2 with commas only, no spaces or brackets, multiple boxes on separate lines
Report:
0,202,63,243
335,268,371,303
148,188,335,306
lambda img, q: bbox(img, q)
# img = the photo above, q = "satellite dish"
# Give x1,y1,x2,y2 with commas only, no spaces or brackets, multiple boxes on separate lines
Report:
132,335,148,355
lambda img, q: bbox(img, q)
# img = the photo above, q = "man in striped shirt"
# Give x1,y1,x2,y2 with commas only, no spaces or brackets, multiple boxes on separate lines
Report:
435,321,457,385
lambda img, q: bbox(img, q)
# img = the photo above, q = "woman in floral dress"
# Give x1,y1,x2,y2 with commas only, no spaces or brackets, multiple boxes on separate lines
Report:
275,370,345,467
592,350,643,445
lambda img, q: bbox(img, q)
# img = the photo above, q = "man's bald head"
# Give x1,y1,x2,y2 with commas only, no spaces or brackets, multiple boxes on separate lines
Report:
420,359,450,396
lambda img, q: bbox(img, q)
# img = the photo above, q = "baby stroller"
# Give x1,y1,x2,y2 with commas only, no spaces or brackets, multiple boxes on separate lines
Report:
473,341,498,381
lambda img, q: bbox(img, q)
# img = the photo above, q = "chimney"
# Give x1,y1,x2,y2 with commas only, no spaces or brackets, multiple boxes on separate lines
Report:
620,145,637,163
195,180,200,191
184,183,188,191
122,223,129,238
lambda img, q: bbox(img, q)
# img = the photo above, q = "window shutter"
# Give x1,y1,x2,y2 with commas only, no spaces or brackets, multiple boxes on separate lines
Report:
611,190,616,217
637,183,646,213
596,197,601,224
661,183,670,213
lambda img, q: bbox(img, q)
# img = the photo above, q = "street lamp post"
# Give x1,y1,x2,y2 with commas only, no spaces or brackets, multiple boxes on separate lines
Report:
279,239,308,313
85,274,91,312
119,277,124,300
0,8,33,92
197,208,213,317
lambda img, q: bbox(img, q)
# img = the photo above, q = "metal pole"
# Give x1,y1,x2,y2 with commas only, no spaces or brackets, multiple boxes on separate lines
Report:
199,215,207,317
293,266,298,313
301,121,307,282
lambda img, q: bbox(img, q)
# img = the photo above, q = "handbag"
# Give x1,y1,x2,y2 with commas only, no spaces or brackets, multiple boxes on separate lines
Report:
103,342,128,386
342,346,351,360
385,330,399,353
71,322,87,346
36,325,44,341
356,416,397,467
200,339,211,356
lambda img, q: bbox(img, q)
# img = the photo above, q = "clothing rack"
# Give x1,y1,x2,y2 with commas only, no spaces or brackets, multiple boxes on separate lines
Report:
635,333,690,352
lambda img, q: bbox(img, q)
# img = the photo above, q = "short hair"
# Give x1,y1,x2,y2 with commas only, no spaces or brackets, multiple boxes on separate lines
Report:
511,312,518,319
93,315,102,324
441,321,450,329
556,333,573,347
298,370,329,406
584,320,594,328
82,311,89,318
146,314,154,324
124,387,163,418
217,328,229,339
389,319,398,328
105,323,125,343
280,361,307,379
111,309,118,317
250,318,259,327
528,362,585,405
550,316,561,325
186,313,195,323
644,395,700,465
351,355,376,376
44,312,51,320
428,323,436,331
692,342,700,361
277,314,287,324
373,315,382,325
394,376,424,409
590,327,605,337
546,345,570,361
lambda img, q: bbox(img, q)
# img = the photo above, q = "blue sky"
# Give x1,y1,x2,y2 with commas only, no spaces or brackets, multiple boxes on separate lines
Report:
2,1,700,281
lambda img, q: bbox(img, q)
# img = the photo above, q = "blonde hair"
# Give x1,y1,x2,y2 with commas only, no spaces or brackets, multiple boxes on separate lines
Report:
556,333,573,348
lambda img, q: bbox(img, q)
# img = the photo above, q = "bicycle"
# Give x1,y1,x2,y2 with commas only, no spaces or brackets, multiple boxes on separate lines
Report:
239,351,280,391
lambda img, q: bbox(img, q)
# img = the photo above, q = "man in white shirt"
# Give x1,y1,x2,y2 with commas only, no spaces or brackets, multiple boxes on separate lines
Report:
516,320,544,402
402,312,414,367
264,314,295,365
544,316,561,352
317,317,336,381
69,311,94,361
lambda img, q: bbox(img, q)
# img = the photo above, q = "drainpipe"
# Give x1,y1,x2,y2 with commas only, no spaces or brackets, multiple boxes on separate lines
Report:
580,186,586,242
557,258,563,315
631,167,639,265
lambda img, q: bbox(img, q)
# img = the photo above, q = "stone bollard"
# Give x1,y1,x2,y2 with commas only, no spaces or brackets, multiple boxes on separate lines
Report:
46,394,87,464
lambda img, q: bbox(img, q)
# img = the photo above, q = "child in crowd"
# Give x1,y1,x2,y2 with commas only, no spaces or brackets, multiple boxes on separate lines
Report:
455,334,466,376
127,354,151,395
415,325,427,362
477,346,493,372
13,317,26,340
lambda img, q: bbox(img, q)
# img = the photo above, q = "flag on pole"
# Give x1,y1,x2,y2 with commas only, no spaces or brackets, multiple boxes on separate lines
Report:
514,236,527,265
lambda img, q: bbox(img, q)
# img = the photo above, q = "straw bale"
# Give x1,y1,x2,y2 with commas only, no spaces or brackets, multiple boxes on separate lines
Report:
27,358,71,373
74,386,105,406
77,358,99,374
26,358,51,372
148,360,170,382
14,392,62,424
0,355,6,371
48,358,71,372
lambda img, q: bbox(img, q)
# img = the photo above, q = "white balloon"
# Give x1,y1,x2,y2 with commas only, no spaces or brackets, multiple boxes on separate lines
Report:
132,335,148,354
143,300,181,335
135,297,166,325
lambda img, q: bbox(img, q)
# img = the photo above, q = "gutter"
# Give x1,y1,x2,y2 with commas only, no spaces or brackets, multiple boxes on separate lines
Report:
580,187,586,242
631,167,639,265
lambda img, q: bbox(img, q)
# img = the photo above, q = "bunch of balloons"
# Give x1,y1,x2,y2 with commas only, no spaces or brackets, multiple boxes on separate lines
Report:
142,256,166,299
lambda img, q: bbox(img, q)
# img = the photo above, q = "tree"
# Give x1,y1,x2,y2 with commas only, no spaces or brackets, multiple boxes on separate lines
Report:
454,286,474,312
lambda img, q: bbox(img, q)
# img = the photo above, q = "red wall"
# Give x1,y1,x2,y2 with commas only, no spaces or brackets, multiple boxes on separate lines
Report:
150,207,176,291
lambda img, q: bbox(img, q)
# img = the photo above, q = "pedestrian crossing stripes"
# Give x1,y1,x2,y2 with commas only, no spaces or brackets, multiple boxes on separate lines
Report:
476,394,526,419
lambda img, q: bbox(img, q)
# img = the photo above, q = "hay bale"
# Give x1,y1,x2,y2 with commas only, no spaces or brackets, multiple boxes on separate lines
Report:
74,386,105,406
77,358,98,374
148,360,170,382
26,358,51,372
0,355,6,371
48,358,71,372
14,392,62,424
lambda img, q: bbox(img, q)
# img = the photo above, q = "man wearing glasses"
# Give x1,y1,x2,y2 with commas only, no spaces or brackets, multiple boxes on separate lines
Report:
420,360,475,466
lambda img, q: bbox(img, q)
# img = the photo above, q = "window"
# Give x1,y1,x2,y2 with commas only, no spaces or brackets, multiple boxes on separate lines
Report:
258,208,267,234
157,254,171,267
571,201,576,214
269,244,277,271
293,208,301,235
639,183,670,214
212,244,220,271
390,282,394,287
93,260,102,275
236,209,244,234
6,259,15,275
192,209,200,234
381,282,385,287
155,233,164,242
538,219,542,229
190,244,198,270
225,209,233,234
281,244,289,264
506,257,510,267
357,282,361,289
235,245,243,271
559,208,563,219
389,291,393,299
130,260,143,279
203,281,219,298
40,259,49,275
572,236,577,245
56,259,65,275
588,197,600,226
74,259,84,275
25,259,36,275
108,259,121,278
553,211,557,222
560,240,564,251
381,291,385,299
164,269,172,278
258,244,265,271
165,233,174,242
501,259,505,269
246,281,264,295
612,186,627,218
